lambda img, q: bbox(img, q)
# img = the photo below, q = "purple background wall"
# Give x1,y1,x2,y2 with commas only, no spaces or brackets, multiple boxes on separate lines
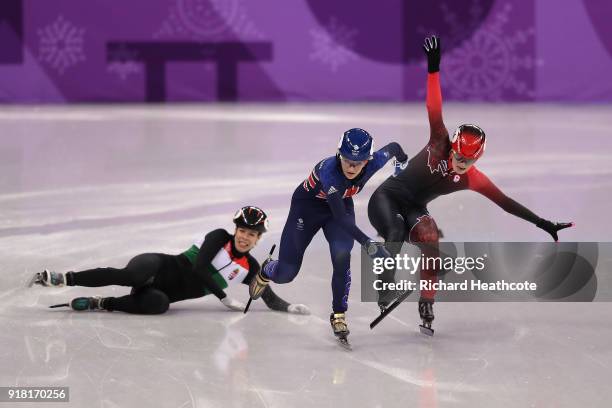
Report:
0,0,611,103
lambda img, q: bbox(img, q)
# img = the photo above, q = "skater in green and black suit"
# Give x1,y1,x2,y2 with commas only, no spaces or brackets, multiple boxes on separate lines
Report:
31,206,310,316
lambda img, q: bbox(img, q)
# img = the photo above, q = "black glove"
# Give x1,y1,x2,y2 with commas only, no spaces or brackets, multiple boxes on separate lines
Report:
536,219,573,241
423,35,441,73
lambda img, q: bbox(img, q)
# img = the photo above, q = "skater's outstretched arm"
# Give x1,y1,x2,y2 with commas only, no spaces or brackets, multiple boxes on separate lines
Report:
259,286,310,314
326,193,390,257
241,260,310,314
375,143,409,175
423,36,449,143
469,168,573,241
377,142,408,163
469,169,540,223
260,286,290,311
193,229,231,299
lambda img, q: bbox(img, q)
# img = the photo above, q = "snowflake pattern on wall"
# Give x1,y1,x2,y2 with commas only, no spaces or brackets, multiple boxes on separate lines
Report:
37,15,85,75
417,0,487,51
310,17,358,72
107,45,141,81
155,0,262,40
418,2,536,100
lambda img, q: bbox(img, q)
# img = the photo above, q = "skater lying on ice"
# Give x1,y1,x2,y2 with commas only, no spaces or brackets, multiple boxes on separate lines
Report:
248,128,408,348
31,206,310,316
368,36,573,335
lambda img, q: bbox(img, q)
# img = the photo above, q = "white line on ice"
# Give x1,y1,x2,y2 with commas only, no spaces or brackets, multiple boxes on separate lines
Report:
0,106,426,126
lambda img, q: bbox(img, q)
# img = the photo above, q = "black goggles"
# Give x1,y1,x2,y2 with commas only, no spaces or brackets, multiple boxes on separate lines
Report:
452,150,477,165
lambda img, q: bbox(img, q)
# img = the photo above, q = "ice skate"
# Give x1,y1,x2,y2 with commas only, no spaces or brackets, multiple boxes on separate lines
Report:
249,265,270,300
330,312,351,350
28,269,65,288
248,246,274,300
244,245,276,314
377,293,390,314
71,296,105,311
377,288,401,314
49,297,105,311
370,289,412,330
418,300,435,336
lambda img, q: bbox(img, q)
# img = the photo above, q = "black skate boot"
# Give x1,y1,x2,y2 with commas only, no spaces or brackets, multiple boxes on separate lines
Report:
249,264,270,300
28,269,65,287
377,288,401,314
244,245,276,314
330,312,351,350
249,253,273,300
418,300,435,336
70,297,105,311
49,296,106,311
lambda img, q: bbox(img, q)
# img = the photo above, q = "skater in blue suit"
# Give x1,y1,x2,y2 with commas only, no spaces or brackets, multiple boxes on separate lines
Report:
249,128,407,344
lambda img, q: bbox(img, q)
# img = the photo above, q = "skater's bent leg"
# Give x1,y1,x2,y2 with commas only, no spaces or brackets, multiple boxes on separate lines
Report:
264,235,304,283
368,189,406,244
264,197,322,284
67,253,162,288
265,261,300,284
368,190,406,284
407,215,440,302
368,190,406,304
104,288,169,314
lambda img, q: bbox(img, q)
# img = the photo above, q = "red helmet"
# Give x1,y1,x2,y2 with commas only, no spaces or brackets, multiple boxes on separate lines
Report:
451,124,486,160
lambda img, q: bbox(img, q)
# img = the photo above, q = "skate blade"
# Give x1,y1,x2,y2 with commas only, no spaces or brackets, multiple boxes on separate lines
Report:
27,273,41,288
49,303,70,309
243,297,253,314
419,324,434,336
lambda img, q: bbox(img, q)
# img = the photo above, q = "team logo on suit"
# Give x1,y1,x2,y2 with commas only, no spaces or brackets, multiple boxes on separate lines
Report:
426,146,449,176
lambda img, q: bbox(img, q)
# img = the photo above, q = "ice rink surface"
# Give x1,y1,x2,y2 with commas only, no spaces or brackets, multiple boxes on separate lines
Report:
1,104,611,407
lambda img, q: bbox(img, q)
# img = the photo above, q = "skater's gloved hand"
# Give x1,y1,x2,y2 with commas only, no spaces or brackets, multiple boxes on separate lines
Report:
423,35,441,73
221,296,245,312
392,157,409,177
364,239,391,260
536,219,574,242
287,304,311,315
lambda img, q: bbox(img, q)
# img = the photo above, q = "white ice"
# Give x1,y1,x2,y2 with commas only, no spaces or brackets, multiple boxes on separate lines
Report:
0,104,611,407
